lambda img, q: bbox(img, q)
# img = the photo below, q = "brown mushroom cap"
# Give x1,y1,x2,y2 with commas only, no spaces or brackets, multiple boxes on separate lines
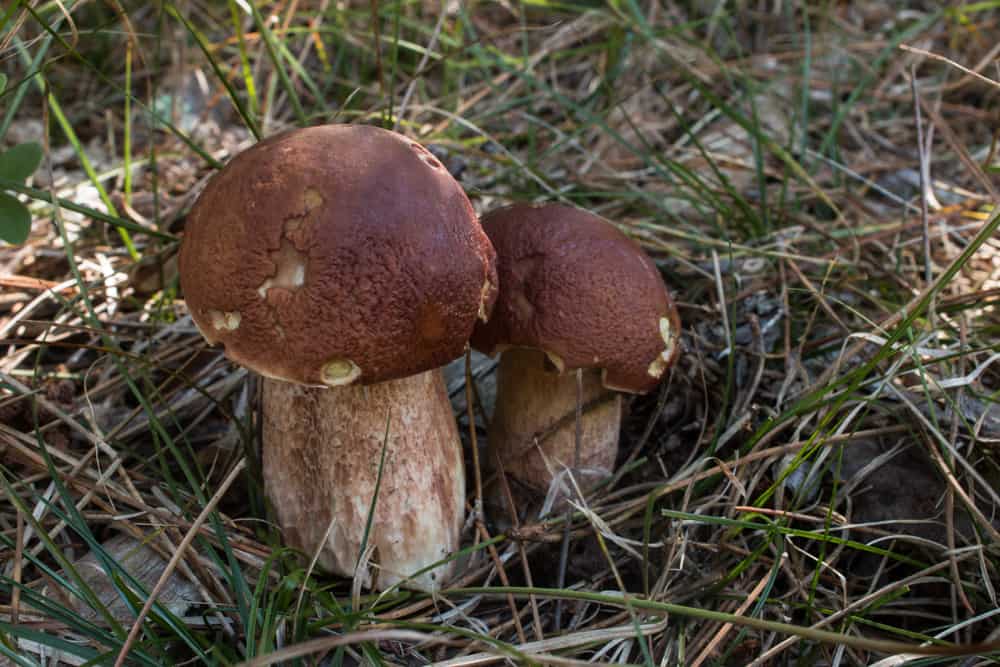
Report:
179,124,497,386
470,203,680,394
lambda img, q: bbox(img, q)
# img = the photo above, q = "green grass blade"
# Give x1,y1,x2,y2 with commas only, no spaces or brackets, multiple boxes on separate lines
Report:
0,178,177,241
166,3,261,139
247,1,307,125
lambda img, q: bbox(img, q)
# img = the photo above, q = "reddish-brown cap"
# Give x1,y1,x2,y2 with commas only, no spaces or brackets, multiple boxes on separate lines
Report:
470,204,680,394
179,124,497,386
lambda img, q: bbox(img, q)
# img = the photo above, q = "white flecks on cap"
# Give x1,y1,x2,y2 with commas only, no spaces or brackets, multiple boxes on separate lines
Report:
208,309,242,332
322,358,362,386
646,316,676,379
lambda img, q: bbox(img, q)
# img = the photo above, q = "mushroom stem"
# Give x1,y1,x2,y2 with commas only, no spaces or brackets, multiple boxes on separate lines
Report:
489,348,622,501
262,369,464,592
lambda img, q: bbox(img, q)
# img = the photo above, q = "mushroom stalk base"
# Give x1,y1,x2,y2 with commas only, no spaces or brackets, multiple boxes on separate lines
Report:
489,348,622,502
262,370,464,592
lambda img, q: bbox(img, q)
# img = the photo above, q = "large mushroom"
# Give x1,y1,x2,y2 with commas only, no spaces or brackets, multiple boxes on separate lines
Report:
179,124,496,591
471,203,680,508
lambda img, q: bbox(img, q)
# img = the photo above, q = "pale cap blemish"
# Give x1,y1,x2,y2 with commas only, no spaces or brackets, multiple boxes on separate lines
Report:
322,358,361,386
303,188,323,211
544,351,565,373
208,309,242,332
256,240,307,299
646,316,676,379
478,277,494,322
647,355,668,379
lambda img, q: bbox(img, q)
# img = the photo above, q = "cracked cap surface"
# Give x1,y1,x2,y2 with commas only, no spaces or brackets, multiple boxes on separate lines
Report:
179,124,497,386
470,203,680,394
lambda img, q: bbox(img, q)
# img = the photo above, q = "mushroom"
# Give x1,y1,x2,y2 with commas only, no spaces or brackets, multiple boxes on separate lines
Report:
470,203,680,509
179,124,496,591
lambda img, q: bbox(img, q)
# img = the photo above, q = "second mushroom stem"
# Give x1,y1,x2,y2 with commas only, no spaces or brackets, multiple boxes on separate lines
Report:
488,347,623,503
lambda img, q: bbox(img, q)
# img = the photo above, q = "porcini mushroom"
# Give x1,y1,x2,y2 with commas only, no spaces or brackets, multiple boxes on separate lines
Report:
470,203,679,507
179,124,496,591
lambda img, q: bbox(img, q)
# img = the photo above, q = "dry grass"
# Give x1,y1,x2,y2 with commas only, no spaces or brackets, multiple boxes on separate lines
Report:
1,2,999,665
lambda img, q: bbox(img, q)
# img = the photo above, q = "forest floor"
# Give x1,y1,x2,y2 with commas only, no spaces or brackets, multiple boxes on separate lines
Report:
1,2,999,665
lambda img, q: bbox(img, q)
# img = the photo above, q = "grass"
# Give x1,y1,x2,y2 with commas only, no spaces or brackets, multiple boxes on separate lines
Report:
2,1,1000,665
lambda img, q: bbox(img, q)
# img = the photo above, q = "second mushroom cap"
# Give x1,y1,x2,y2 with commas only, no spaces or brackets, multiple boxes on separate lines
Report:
470,203,679,392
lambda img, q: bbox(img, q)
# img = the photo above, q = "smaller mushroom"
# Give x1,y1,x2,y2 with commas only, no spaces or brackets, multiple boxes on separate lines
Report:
471,203,681,511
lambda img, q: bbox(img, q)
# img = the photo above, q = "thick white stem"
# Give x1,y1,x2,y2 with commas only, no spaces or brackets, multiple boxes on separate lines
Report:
489,348,622,497
262,369,464,591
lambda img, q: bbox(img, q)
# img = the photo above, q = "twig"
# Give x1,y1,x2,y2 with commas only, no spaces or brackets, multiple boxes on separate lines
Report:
900,44,1000,90
394,7,447,130
909,64,935,324
239,629,462,667
554,369,584,629
11,509,23,626
690,552,782,667
495,452,545,641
